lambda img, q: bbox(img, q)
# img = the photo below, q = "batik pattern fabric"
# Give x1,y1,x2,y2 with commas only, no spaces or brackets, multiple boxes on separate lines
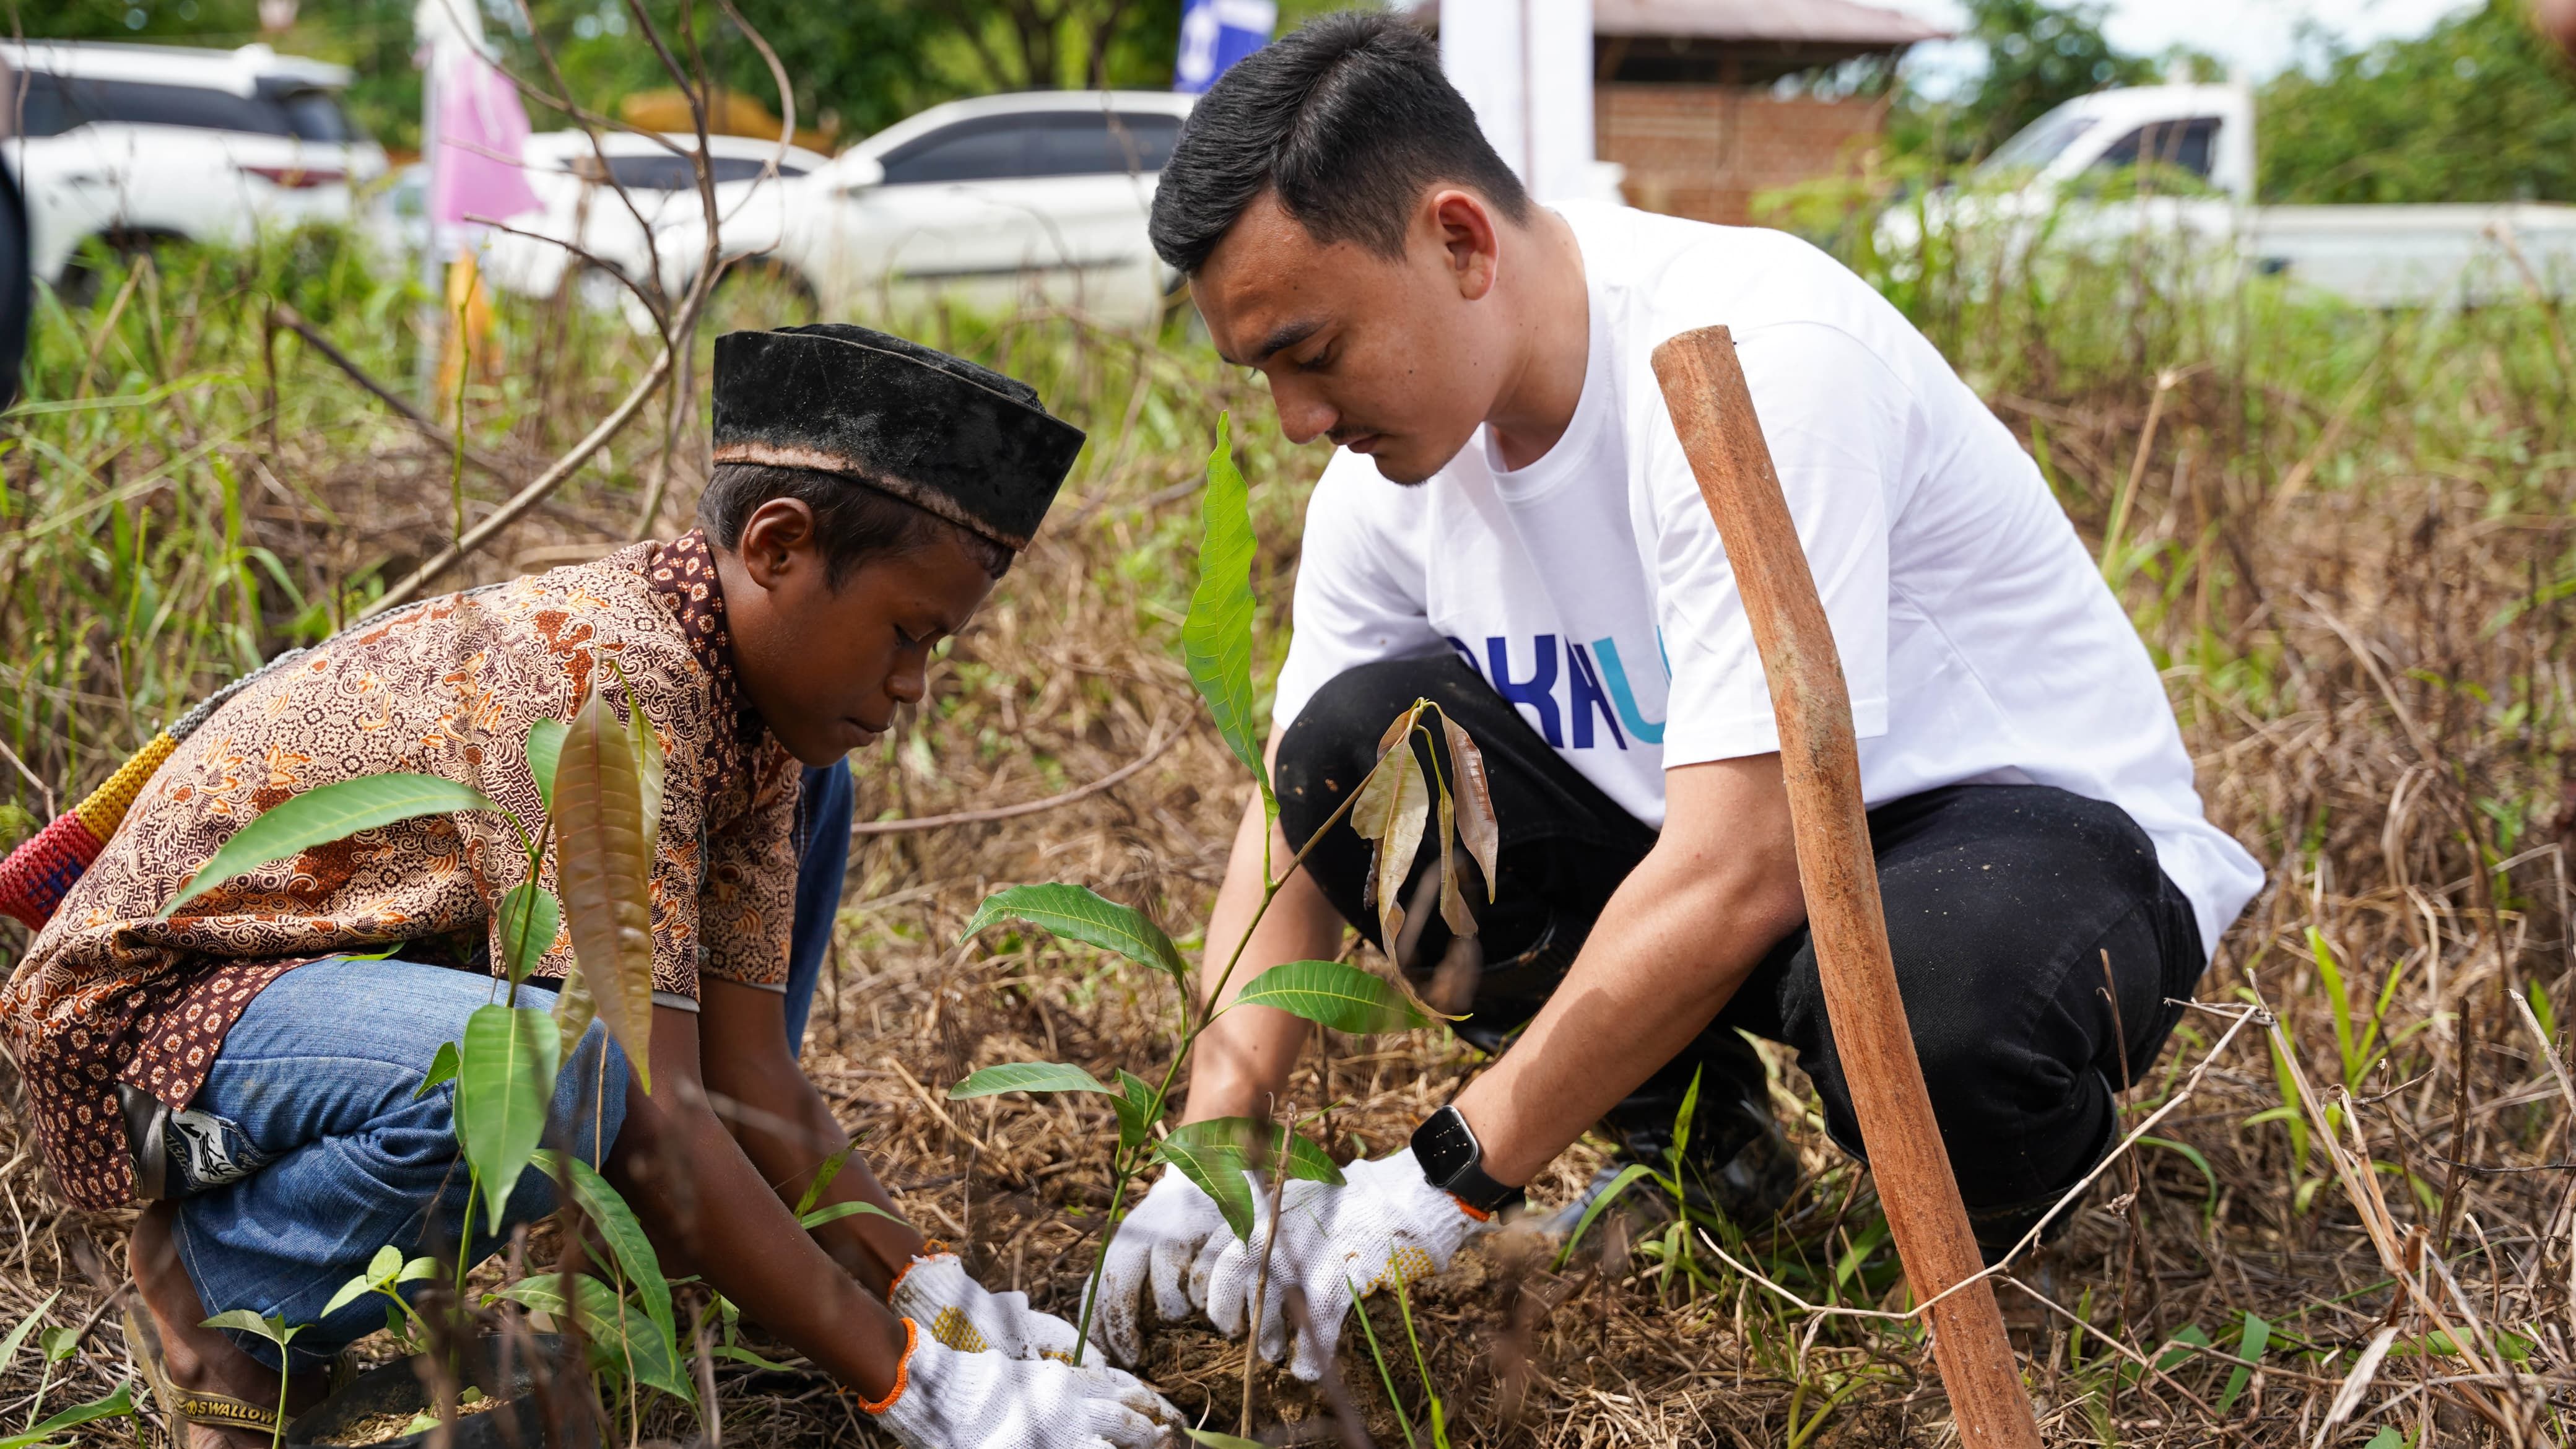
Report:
2,535,799,1210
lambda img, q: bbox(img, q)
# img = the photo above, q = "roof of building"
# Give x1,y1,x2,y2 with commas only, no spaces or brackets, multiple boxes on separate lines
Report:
1591,0,1946,46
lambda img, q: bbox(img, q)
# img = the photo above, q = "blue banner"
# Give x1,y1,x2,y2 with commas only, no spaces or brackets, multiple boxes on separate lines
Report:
1175,0,1276,93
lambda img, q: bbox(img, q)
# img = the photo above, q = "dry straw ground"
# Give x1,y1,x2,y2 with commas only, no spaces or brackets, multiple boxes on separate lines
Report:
1,222,2572,1447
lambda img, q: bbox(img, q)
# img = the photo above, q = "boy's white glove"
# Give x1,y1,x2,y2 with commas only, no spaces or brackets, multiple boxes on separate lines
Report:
891,1251,1083,1363
1093,1169,1232,1365
868,1320,1183,1449
1194,1149,1491,1382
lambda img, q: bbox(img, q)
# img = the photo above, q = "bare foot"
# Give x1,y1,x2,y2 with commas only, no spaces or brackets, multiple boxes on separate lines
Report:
130,1203,328,1449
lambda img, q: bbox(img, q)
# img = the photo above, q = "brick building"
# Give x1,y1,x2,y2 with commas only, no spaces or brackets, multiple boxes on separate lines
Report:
1591,0,1943,224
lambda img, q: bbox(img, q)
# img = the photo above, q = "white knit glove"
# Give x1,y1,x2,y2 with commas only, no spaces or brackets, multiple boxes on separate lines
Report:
891,1252,1082,1363
868,1321,1182,1449
1093,1168,1231,1366
1195,1149,1490,1382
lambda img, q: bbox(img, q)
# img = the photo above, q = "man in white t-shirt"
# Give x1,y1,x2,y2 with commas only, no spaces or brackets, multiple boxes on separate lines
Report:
1089,12,2264,1381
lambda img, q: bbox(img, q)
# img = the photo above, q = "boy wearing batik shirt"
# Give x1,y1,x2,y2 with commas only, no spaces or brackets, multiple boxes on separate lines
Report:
4,325,1179,1449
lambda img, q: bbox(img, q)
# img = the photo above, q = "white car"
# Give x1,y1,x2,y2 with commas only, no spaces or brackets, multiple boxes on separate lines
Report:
654,91,1195,330
3,40,388,294
474,129,830,305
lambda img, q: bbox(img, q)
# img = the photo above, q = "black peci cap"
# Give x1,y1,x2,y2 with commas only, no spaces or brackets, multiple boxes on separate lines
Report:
711,323,1086,552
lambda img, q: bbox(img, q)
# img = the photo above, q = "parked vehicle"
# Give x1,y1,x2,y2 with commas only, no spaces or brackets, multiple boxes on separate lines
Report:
474,128,829,306
1882,80,2576,307
4,40,388,292
652,90,1196,330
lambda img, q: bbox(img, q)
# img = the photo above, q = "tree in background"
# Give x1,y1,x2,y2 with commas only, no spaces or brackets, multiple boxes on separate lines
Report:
1891,0,2156,166
2259,0,2576,204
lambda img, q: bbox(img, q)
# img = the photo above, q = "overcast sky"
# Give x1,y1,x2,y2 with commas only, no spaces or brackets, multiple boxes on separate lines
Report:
1874,0,2484,94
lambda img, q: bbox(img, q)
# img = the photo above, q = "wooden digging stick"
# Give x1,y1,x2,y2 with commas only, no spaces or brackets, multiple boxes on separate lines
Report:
1651,326,2042,1449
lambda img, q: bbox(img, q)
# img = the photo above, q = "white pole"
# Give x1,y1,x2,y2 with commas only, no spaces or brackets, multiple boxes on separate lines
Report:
1437,0,1595,204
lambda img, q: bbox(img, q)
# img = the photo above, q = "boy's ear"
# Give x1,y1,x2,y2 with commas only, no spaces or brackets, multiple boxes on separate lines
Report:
734,498,821,590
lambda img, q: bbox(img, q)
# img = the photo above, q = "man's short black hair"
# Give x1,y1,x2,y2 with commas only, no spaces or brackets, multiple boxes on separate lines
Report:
698,462,1014,584
1148,9,1531,275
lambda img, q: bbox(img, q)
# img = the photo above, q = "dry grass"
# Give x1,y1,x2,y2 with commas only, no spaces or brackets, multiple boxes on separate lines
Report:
2,225,2574,1447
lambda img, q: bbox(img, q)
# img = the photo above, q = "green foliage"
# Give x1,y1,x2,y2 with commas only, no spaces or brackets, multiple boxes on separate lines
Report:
533,1149,674,1355
487,1274,696,1408
496,883,562,987
526,720,567,811
1889,0,2156,165
456,1004,563,1236
161,774,505,917
949,1061,1113,1099
0,1382,136,1449
2260,0,2576,204
1155,1116,1260,1240
1183,411,1275,832
2213,1311,2269,1416
961,884,1189,983
1235,958,1432,1035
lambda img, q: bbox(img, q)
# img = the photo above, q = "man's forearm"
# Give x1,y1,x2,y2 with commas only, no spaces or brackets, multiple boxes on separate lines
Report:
1183,780,1345,1122
1452,759,1807,1186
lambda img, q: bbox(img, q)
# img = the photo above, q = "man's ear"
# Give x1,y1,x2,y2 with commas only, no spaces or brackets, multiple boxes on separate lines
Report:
1428,188,1503,303
734,498,820,591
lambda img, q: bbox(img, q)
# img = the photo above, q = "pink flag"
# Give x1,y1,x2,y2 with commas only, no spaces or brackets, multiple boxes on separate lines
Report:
416,0,539,242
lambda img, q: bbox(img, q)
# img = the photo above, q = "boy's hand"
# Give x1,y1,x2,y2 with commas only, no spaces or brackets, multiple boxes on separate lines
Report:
891,1251,1086,1363
1195,1149,1490,1382
869,1321,1183,1449
1093,1169,1230,1365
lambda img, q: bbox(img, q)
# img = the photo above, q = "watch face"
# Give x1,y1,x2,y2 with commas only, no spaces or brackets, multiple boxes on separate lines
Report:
1412,1107,1478,1185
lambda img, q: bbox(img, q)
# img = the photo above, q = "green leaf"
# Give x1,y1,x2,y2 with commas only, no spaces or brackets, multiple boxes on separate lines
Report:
416,1040,460,1100
36,1326,76,1364
526,719,567,811
532,1149,672,1355
496,883,561,988
489,1276,695,1409
457,1004,563,1237
1187,1433,1268,1449
960,884,1188,984
2141,1135,2221,1230
947,1061,1110,1099
551,959,598,1065
395,1256,440,1285
713,1343,798,1372
1282,1132,1345,1186
793,1146,852,1218
162,774,504,917
199,1310,300,1349
799,1200,912,1231
555,687,658,1091
2214,1311,2269,1416
1236,960,1431,1035
1350,735,1431,951
1111,1068,1160,1151
1181,412,1274,825
323,1272,376,1319
2361,1430,2406,1449
1551,1162,1657,1273
0,1382,136,1449
1155,1117,1258,1241
0,1290,60,1368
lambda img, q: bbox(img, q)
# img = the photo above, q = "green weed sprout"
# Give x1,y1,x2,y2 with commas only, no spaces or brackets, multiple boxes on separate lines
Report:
0,1293,138,1449
196,1312,302,1449
951,414,1503,1366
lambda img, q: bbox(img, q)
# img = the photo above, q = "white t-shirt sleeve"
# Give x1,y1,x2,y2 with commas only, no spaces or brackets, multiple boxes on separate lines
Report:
1648,320,1902,767
1271,451,1445,734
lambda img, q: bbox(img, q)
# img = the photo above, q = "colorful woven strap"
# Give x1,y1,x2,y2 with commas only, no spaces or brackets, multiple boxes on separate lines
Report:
0,645,310,934
0,810,107,931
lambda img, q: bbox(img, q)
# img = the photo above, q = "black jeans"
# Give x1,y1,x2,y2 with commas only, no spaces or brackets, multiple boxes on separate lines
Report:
1277,656,2208,1255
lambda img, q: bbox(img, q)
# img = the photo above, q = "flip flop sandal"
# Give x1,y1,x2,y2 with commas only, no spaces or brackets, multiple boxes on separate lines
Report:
122,1307,282,1442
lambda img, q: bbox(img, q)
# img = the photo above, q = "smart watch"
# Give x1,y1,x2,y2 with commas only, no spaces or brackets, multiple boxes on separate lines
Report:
1409,1104,1523,1215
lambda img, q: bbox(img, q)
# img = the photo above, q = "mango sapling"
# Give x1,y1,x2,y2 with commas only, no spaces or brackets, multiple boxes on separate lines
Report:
950,416,1504,1370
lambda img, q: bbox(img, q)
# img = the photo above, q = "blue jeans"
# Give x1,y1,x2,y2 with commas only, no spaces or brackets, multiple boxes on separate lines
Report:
172,959,627,1371
175,759,856,1370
